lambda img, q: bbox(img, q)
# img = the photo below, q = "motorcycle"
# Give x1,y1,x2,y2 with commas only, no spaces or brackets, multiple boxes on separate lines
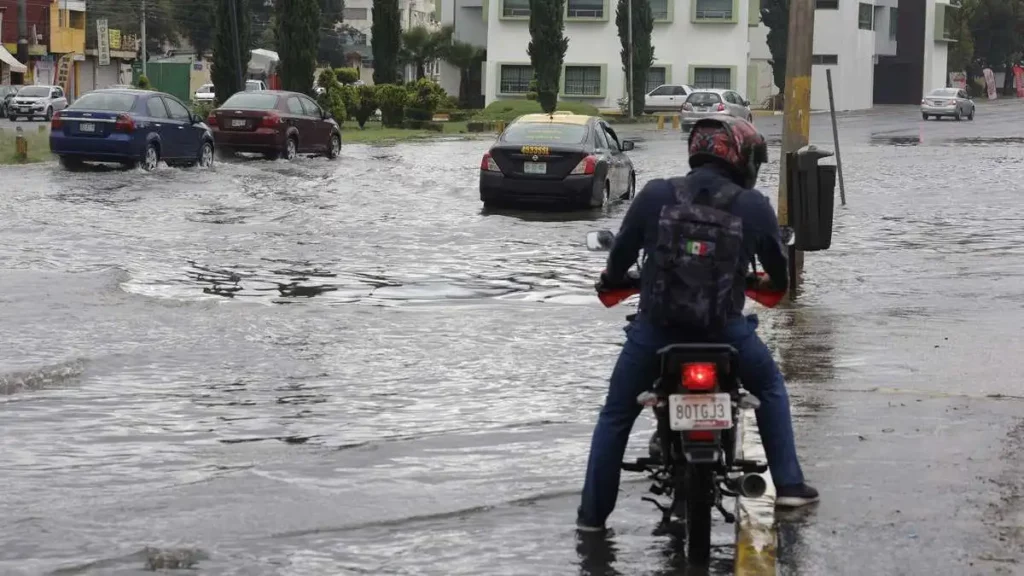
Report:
584,227,794,564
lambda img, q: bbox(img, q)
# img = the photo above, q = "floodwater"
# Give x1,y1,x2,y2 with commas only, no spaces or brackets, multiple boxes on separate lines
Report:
3,103,1024,575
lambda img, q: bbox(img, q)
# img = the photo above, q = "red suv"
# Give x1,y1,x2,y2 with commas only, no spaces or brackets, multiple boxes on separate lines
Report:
208,90,341,160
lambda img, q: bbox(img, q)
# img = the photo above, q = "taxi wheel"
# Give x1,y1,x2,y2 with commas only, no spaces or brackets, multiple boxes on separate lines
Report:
591,181,610,208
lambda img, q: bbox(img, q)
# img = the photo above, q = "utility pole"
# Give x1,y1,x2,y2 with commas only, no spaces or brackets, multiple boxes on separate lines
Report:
140,0,147,78
778,0,814,293
228,0,244,92
627,0,633,117
16,0,28,83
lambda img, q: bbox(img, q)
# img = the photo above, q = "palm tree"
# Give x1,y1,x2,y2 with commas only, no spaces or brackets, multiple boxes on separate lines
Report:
400,25,454,79
442,40,485,108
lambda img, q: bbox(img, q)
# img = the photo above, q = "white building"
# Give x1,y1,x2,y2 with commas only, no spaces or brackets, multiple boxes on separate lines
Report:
482,0,753,111
342,0,443,82
438,0,488,98
747,0,953,111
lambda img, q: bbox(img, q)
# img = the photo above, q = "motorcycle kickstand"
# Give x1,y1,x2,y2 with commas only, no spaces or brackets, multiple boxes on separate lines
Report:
716,500,736,524
641,496,673,525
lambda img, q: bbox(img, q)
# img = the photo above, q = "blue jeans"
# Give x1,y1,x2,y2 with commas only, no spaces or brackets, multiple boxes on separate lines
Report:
577,314,805,527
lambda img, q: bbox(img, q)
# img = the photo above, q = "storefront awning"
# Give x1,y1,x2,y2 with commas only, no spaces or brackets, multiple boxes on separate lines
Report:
0,44,28,73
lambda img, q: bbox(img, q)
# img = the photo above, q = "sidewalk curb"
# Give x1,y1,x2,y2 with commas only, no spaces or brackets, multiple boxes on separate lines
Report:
735,410,777,576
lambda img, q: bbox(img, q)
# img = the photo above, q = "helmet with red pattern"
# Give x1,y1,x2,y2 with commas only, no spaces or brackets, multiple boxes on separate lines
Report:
687,116,769,188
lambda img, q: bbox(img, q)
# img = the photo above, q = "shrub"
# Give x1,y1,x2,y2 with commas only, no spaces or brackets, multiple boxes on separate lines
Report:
136,75,151,90
316,69,348,124
339,85,359,119
471,99,600,123
191,100,215,120
376,84,408,128
354,84,379,129
404,78,445,122
334,67,360,84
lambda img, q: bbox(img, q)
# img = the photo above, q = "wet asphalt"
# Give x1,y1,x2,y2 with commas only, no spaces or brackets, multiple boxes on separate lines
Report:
2,102,1024,575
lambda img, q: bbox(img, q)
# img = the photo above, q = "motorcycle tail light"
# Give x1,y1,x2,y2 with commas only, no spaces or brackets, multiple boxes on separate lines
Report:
682,362,717,391
685,431,715,442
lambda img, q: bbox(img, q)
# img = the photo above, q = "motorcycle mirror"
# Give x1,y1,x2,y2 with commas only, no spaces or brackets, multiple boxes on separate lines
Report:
780,226,795,246
586,230,615,251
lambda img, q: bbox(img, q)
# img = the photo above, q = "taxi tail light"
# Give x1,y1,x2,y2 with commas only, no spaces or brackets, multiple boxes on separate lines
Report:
480,152,499,172
113,113,135,133
682,362,717,391
206,113,218,127
570,155,597,175
716,103,726,112
50,110,63,130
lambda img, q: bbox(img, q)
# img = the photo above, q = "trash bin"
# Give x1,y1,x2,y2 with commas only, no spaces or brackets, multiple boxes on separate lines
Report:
787,145,837,252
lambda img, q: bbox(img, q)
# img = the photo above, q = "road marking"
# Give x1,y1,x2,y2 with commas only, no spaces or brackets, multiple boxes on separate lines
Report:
735,409,777,576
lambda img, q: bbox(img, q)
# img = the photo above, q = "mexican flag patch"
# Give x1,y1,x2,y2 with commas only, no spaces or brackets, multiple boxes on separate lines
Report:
685,240,712,256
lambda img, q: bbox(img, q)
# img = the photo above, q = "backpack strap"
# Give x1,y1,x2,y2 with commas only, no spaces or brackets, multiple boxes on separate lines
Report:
668,176,745,211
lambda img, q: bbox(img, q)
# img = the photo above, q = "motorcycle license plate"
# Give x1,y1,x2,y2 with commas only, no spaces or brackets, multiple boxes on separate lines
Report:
669,393,732,431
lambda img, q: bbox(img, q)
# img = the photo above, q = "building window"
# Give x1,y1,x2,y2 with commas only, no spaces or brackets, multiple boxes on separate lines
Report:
889,6,898,39
502,0,530,17
693,67,731,89
646,67,668,93
695,0,733,19
564,65,602,96
812,54,839,65
650,0,670,19
815,0,838,9
567,0,605,17
343,7,368,20
858,2,873,29
499,65,533,94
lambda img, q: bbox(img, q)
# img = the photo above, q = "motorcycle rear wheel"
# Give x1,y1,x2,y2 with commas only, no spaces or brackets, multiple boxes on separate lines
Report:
686,465,714,564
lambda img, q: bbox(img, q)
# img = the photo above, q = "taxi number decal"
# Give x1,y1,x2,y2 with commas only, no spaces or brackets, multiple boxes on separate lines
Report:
520,145,550,155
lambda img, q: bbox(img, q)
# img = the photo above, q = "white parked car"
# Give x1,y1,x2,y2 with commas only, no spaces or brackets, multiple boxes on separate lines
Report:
8,85,68,121
644,84,694,113
195,83,215,102
245,80,267,92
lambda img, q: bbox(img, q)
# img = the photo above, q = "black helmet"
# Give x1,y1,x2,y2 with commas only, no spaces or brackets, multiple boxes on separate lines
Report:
687,116,769,188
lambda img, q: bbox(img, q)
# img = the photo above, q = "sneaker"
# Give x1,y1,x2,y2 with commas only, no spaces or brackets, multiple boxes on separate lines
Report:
775,483,820,508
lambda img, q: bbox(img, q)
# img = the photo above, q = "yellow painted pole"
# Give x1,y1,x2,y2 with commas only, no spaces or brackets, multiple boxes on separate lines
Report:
671,115,680,130
15,126,28,162
779,0,815,293
656,115,665,130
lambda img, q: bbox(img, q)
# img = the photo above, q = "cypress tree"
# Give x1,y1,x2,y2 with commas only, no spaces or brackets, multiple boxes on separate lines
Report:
372,0,403,84
615,0,654,116
276,0,322,96
527,0,569,113
212,0,251,105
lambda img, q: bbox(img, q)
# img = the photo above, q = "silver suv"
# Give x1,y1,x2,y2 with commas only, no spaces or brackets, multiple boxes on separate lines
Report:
9,85,68,121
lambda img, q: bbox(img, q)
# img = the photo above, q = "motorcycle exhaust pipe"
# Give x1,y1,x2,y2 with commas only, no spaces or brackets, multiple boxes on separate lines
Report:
736,473,767,499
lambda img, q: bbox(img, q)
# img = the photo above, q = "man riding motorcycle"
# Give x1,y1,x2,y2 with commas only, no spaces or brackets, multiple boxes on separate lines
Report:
577,116,819,532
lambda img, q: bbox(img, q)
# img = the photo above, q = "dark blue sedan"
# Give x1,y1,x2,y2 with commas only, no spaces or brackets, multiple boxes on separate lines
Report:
49,89,215,171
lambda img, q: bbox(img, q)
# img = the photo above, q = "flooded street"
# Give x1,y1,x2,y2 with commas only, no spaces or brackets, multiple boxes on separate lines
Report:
3,103,1024,575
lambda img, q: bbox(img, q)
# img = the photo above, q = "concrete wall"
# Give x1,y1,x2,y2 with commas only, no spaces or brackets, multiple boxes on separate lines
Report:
439,0,487,96
922,0,949,93
810,5,876,111
485,0,751,110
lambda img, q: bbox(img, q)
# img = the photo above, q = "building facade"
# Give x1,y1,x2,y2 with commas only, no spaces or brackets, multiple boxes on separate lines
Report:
483,0,753,111
437,0,487,101
748,0,952,111
342,0,443,84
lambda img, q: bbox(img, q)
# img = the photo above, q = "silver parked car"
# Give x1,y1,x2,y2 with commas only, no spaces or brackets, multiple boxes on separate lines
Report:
8,84,68,121
920,87,974,121
644,84,694,113
680,89,752,130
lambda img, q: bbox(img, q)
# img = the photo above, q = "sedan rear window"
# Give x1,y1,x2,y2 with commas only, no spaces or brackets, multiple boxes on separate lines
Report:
928,88,958,97
686,92,722,105
502,122,588,145
69,92,137,112
221,93,278,110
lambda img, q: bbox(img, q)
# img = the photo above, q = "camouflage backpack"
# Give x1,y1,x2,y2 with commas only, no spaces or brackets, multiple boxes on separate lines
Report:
647,176,745,331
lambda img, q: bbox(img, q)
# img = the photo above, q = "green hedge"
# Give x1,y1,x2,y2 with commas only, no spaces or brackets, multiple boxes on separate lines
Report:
472,99,600,123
